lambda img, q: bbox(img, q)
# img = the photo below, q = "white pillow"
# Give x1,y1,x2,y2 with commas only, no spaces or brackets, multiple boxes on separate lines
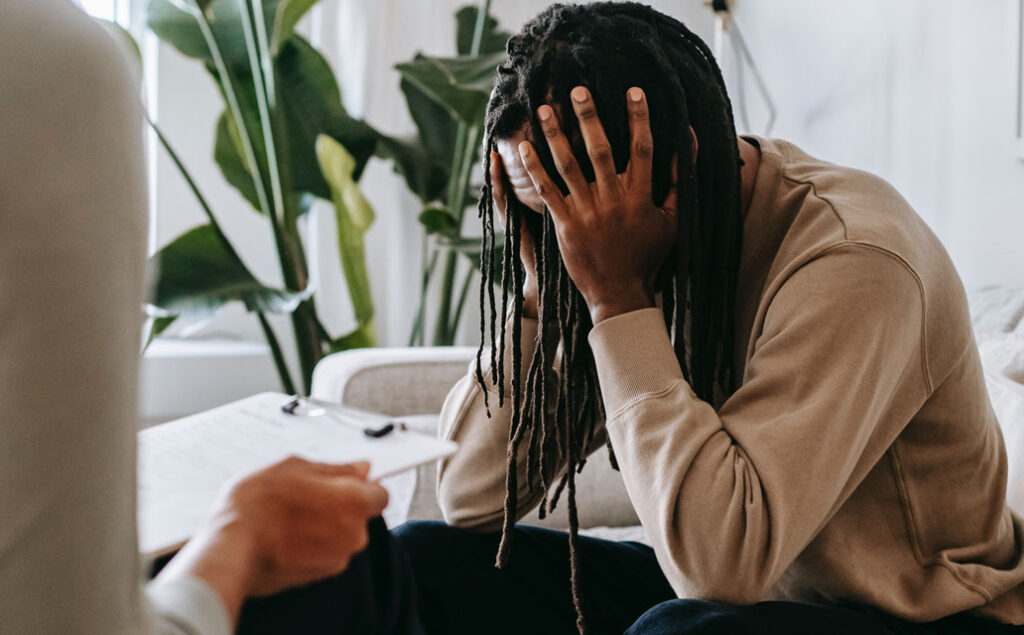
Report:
976,333,1024,516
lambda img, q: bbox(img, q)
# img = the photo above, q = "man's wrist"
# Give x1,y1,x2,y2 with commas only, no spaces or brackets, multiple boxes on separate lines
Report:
587,284,655,325
156,514,261,627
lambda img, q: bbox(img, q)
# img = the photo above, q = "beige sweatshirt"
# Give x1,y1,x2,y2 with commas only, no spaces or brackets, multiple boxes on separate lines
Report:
437,137,1024,624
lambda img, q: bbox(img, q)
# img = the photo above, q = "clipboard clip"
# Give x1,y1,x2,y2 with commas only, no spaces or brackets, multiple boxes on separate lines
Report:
280,396,406,438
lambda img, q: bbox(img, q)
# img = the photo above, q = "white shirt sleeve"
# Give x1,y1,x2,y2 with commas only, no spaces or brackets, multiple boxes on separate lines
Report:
147,577,233,635
0,2,229,634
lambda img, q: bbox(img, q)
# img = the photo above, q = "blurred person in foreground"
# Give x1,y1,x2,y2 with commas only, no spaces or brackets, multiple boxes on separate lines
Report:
0,2,422,634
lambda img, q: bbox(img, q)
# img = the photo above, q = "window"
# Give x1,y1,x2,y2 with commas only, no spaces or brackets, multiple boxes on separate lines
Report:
77,0,129,24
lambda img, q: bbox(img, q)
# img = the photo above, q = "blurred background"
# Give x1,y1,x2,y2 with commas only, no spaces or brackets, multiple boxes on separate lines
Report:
77,0,1024,424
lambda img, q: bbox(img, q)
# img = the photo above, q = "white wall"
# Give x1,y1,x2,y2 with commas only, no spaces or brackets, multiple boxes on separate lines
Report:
141,0,1024,421
725,0,1024,289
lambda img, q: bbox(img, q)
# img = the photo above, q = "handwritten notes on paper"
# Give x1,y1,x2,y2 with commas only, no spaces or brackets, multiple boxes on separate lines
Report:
137,392,456,558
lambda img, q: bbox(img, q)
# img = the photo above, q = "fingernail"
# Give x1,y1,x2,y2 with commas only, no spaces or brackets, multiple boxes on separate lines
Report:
571,86,588,102
629,87,643,102
537,105,551,121
518,141,531,157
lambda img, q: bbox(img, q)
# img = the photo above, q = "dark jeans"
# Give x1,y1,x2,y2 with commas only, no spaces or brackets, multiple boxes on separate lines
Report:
234,518,424,635
392,520,1022,635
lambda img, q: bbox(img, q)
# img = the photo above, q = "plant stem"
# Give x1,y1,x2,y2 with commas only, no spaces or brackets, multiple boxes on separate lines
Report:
149,117,228,242
450,260,476,333
470,0,492,53
409,241,437,346
192,3,272,219
257,311,297,394
240,0,321,392
431,251,458,345
150,117,307,386
428,1,491,345
240,0,286,226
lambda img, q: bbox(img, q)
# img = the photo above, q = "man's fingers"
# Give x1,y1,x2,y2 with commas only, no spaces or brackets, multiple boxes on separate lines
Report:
626,87,654,200
311,460,371,480
518,140,570,224
340,480,389,518
361,482,389,517
536,105,592,206
570,86,618,197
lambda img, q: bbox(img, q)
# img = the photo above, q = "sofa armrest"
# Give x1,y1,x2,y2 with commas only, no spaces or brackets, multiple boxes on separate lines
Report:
312,346,642,530
311,346,476,416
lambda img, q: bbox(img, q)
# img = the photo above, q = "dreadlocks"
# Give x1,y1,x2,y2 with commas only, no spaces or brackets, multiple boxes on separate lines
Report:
474,3,744,632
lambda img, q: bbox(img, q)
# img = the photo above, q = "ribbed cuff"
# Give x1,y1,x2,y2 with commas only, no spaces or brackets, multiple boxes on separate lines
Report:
147,575,232,635
588,308,685,417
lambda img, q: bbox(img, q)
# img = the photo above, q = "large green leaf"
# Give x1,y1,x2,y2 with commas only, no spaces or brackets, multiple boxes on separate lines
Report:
214,112,261,208
329,322,375,353
211,36,377,209
148,223,310,320
142,314,178,349
395,51,505,125
147,0,280,68
400,76,458,171
373,132,449,203
454,5,510,56
276,38,377,194
315,134,375,330
270,0,319,53
418,206,458,236
383,6,507,208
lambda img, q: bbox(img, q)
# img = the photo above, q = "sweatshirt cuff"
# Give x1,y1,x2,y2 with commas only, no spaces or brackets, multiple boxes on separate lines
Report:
147,575,232,635
588,307,685,417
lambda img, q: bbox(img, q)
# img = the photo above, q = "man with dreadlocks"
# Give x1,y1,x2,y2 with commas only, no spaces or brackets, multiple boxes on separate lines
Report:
392,2,1024,634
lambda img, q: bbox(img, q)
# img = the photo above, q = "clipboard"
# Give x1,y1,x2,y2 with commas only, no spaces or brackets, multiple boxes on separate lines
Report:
137,392,457,559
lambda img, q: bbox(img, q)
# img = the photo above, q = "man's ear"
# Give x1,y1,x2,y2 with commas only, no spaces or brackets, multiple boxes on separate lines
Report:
689,125,699,165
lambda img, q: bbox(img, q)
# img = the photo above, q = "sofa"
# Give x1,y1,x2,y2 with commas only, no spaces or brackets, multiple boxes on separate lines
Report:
311,286,1024,539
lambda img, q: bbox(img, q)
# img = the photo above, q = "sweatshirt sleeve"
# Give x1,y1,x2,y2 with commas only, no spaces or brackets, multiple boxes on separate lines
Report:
588,244,931,603
437,312,608,530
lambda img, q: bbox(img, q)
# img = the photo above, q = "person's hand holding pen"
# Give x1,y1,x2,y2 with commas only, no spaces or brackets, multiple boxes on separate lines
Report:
154,457,388,624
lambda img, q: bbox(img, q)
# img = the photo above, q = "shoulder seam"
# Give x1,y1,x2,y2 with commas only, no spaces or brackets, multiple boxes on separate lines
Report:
781,172,849,241
800,241,933,393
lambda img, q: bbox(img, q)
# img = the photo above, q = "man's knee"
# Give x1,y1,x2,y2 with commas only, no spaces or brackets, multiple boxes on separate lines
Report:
392,520,498,571
392,520,449,564
626,599,757,635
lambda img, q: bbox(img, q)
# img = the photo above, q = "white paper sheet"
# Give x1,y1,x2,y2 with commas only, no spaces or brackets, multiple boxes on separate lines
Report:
137,392,456,558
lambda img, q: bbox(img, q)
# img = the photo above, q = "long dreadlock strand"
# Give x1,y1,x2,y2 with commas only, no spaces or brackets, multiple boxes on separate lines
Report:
495,197,526,568
475,143,495,416
495,181,513,407
533,216,555,516
483,150,501,388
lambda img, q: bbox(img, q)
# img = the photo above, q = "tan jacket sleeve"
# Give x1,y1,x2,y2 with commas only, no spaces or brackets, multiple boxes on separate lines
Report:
437,313,608,530
588,244,930,603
